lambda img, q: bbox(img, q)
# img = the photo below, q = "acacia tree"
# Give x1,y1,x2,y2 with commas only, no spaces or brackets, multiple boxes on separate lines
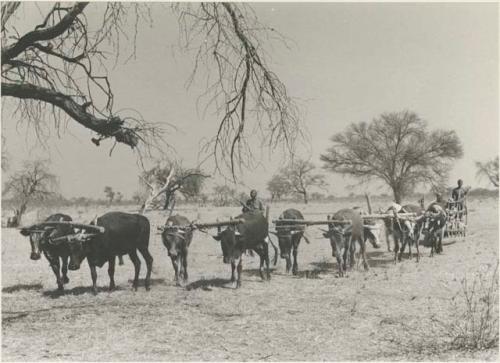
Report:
2,159,58,226
139,160,209,211
1,2,301,174
475,157,499,188
280,159,327,204
320,111,463,203
267,174,290,202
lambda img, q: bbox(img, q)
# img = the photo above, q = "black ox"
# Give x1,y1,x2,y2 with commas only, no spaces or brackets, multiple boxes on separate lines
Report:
272,208,309,275
20,213,73,291
54,211,153,294
212,211,272,288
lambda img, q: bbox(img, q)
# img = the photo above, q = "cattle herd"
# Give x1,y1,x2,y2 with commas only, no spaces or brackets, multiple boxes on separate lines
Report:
18,201,455,293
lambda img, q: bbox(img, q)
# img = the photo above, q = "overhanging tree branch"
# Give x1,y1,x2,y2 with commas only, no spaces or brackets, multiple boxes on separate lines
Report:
2,82,139,148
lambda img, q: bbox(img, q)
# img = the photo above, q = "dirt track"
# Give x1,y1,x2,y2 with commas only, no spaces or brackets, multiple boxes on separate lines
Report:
2,198,498,361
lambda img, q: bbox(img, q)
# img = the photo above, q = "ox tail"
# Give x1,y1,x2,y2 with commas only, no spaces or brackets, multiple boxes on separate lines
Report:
267,234,279,266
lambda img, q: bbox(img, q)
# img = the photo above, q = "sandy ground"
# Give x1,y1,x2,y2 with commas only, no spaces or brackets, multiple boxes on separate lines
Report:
1,198,498,361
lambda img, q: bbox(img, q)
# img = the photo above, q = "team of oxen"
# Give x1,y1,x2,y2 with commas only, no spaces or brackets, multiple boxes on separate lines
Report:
18,203,448,293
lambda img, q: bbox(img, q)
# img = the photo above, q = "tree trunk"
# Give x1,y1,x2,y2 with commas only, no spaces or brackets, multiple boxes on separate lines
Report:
392,186,402,204
303,191,308,204
163,192,172,210
14,202,27,226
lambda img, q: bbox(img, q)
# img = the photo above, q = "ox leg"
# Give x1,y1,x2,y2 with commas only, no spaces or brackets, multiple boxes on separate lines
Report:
332,239,344,277
429,235,435,257
254,243,270,281
61,255,70,284
359,238,369,271
343,236,352,271
393,234,400,263
415,226,422,262
292,247,299,275
87,260,98,295
408,236,413,260
399,235,407,261
182,251,188,282
49,259,64,291
236,256,243,288
170,256,179,283
108,257,116,291
129,250,141,291
230,260,236,283
138,247,153,291
285,254,292,274
385,229,392,252
175,256,182,286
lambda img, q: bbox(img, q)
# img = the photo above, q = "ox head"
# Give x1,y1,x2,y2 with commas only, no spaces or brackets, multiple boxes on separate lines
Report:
212,225,242,264
322,216,350,257
271,226,302,259
20,224,64,260
161,221,192,258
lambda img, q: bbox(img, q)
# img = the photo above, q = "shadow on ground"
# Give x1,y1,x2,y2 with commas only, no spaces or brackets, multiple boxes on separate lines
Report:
185,278,233,291
2,283,43,294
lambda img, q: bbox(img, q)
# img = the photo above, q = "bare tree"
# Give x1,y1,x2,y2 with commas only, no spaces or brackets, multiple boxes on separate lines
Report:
267,173,290,202
139,159,209,211
280,159,327,204
475,157,499,188
2,159,58,226
2,2,302,175
320,111,463,204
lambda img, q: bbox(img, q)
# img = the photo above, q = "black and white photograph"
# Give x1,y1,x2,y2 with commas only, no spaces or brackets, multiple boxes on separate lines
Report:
1,1,498,361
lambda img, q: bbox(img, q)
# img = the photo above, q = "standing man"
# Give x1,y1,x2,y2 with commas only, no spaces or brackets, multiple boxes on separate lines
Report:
451,179,469,221
452,179,469,209
244,189,264,213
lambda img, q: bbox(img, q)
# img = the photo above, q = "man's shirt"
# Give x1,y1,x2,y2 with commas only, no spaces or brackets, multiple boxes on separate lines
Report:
452,187,467,202
245,198,264,212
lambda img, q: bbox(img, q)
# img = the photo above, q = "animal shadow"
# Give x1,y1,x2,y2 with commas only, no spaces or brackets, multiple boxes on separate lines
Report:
185,278,233,291
42,285,124,298
126,278,165,287
2,283,44,294
242,268,276,278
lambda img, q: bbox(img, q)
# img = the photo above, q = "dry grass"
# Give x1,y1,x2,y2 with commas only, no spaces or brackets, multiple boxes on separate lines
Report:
2,198,498,361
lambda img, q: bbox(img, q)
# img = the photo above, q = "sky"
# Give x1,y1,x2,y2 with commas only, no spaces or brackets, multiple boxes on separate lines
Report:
2,2,498,199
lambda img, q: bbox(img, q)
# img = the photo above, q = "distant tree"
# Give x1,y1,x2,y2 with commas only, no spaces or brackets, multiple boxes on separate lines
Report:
2,159,58,226
267,174,290,202
475,156,499,188
139,160,209,211
115,191,124,204
213,184,237,206
103,186,115,205
321,111,463,203
310,192,325,201
281,159,327,204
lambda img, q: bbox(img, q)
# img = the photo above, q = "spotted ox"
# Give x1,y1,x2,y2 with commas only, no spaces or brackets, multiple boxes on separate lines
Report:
322,208,368,277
